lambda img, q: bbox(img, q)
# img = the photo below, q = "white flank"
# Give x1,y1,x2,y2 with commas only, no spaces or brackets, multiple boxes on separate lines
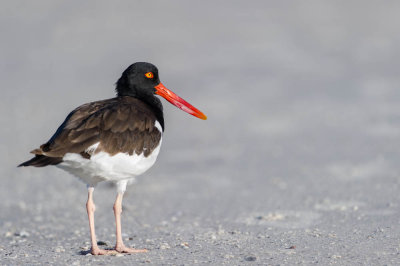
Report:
57,121,163,187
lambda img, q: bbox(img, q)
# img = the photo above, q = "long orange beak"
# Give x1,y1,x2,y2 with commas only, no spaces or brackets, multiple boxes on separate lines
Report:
155,83,207,120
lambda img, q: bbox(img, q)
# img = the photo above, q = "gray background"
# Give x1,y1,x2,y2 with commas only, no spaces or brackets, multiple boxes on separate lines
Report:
1,1,400,265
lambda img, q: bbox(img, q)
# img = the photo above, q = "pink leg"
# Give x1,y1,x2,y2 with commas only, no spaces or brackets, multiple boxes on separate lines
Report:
113,192,147,253
86,187,116,255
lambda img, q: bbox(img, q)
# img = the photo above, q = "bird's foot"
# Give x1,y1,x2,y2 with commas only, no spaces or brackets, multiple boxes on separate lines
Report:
91,247,118,255
115,245,148,253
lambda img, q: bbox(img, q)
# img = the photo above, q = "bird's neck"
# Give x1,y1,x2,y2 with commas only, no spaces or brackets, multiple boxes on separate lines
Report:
117,92,165,131
141,94,165,131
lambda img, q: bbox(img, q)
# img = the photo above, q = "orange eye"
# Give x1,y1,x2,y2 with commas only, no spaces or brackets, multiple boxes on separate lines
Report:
145,72,154,78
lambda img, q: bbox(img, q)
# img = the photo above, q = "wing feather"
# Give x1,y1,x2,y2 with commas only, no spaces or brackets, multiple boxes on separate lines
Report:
30,97,162,161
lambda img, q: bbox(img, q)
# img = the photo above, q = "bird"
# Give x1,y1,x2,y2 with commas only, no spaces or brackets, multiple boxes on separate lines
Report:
18,62,207,255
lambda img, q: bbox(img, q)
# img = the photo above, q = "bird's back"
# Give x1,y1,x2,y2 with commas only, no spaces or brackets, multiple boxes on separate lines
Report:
19,96,163,168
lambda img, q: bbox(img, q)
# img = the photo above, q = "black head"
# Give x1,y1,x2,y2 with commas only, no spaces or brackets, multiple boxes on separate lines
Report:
115,62,207,122
116,62,160,97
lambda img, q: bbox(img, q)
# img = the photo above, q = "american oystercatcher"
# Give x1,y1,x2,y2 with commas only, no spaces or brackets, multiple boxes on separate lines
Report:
19,62,207,255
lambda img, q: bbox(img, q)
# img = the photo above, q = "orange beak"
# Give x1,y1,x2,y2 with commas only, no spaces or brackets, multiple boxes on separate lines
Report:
155,83,207,120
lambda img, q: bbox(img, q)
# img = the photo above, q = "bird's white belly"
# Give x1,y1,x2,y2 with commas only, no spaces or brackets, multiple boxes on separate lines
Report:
57,139,162,186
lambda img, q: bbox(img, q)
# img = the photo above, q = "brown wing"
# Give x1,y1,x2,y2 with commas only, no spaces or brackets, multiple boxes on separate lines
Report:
20,96,162,167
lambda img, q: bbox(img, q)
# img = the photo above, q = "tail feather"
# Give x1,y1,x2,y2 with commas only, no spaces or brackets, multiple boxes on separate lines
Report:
18,155,62,167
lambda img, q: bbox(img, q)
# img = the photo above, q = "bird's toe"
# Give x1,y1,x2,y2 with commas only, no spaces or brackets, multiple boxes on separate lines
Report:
115,245,148,253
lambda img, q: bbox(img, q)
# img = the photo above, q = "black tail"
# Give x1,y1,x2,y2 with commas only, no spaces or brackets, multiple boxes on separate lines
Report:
18,155,62,167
